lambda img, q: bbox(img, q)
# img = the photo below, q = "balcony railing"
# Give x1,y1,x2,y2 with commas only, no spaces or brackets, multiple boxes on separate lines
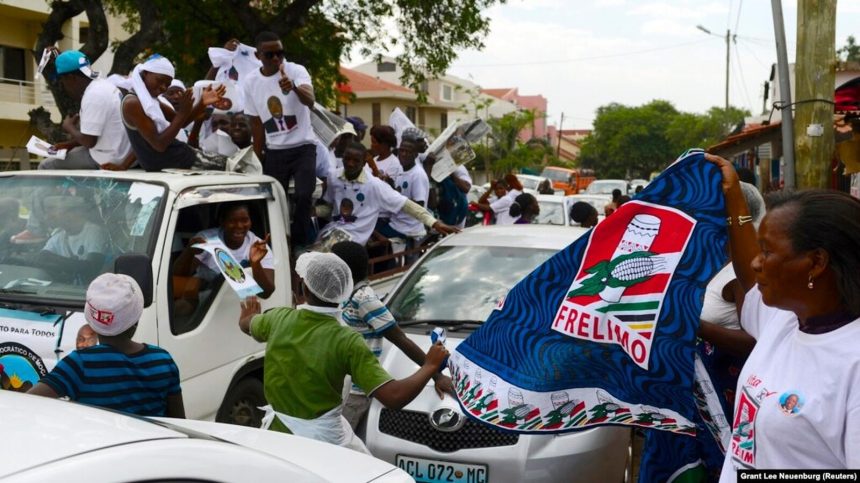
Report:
0,77,56,106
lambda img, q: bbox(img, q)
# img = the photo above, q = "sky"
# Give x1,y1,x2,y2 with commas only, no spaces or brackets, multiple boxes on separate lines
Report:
353,0,860,130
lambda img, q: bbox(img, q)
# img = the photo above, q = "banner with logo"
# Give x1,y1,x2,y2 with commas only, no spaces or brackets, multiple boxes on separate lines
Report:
450,149,728,437
194,239,263,298
0,309,89,392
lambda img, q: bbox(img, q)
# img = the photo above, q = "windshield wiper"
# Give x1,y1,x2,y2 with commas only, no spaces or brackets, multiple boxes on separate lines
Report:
0,288,37,295
399,320,484,329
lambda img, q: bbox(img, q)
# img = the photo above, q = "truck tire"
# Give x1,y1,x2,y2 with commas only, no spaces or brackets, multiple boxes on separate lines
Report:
217,377,265,428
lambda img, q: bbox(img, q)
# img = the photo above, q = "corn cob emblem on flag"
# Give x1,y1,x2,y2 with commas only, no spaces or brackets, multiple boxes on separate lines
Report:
450,149,728,436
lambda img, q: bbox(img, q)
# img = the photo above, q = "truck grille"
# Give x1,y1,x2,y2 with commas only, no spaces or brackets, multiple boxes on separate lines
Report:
378,408,519,452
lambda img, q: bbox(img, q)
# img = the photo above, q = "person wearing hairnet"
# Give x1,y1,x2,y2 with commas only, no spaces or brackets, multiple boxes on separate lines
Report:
238,251,448,453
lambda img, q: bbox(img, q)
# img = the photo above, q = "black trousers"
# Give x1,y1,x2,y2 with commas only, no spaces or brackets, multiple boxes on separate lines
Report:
264,143,316,246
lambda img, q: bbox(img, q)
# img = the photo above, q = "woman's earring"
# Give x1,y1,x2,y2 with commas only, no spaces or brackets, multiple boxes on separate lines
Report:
807,274,814,290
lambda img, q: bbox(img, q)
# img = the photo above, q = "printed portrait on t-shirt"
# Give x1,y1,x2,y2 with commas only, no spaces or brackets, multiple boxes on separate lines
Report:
778,391,804,416
334,198,356,224
262,95,297,134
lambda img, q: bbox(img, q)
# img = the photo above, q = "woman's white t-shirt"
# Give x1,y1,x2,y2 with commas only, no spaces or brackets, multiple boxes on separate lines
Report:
194,228,275,276
701,264,741,329
718,286,860,481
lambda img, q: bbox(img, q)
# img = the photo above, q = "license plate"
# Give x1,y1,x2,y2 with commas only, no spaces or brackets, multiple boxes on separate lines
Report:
395,455,488,483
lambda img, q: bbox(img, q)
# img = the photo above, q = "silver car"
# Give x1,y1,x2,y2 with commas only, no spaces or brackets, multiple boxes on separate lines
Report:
365,225,632,483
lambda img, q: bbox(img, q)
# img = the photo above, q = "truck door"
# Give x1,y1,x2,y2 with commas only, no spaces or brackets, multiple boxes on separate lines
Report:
155,183,290,418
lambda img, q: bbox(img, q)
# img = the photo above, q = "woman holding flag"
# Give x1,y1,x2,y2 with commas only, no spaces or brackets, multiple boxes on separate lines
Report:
707,154,860,480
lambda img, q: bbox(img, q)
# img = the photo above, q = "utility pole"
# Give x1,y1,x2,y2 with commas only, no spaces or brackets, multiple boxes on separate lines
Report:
724,29,730,112
794,0,837,189
557,112,564,158
771,0,796,189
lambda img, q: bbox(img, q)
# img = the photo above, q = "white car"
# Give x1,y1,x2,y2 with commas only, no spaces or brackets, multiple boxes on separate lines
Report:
628,179,649,193
515,174,562,195
585,179,629,196
366,225,632,483
568,193,613,216
1,391,411,483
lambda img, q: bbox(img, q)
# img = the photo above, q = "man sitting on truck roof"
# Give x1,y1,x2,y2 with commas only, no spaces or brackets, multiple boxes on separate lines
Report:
39,50,135,171
29,273,185,418
322,142,459,246
238,252,448,453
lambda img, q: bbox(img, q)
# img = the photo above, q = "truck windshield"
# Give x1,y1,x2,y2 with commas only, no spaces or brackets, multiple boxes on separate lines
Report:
540,168,570,182
0,176,165,305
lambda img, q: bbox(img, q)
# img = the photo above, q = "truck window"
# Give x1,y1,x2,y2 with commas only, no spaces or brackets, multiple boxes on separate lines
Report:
169,199,270,335
0,176,165,306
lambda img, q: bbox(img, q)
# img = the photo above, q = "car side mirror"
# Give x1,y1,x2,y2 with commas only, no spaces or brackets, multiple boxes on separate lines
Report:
114,253,153,308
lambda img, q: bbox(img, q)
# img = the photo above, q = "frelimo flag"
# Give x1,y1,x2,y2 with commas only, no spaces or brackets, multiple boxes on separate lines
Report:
450,149,728,435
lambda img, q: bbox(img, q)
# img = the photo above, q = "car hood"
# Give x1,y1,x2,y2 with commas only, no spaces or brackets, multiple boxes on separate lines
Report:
158,418,406,482
0,391,184,478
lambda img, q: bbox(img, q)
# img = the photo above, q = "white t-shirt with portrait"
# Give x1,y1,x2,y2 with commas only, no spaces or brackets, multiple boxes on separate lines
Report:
389,164,430,237
324,169,408,245
80,79,132,166
718,286,860,481
242,62,314,149
374,154,402,179
491,189,521,225
193,228,274,277
43,222,108,259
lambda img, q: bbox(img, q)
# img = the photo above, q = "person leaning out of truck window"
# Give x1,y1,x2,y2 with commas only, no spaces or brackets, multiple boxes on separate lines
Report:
29,274,185,418
173,202,275,304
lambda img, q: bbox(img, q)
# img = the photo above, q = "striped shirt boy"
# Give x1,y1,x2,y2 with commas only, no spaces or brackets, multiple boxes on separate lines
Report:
341,282,395,395
41,344,181,416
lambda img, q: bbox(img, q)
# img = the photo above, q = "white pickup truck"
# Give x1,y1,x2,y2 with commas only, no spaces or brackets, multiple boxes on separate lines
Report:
0,169,295,427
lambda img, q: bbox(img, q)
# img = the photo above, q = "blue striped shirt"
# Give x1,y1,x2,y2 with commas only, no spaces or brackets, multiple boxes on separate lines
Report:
42,344,181,416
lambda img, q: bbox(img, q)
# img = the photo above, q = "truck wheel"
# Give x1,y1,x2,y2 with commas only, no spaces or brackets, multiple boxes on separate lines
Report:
217,378,265,428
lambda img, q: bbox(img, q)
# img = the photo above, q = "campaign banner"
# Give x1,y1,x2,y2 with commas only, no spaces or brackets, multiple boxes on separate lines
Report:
194,239,262,298
450,149,728,437
0,309,89,392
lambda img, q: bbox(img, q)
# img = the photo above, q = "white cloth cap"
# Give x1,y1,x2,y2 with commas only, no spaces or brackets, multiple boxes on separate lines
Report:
107,74,132,91
295,252,354,304
131,55,176,132
169,79,186,90
85,273,144,336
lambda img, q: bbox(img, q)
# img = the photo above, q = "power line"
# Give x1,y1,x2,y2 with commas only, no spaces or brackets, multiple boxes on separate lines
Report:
737,39,771,70
453,38,716,68
733,43,755,112
734,0,744,35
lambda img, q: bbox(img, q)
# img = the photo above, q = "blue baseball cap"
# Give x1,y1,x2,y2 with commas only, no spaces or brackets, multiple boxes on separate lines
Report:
55,50,97,78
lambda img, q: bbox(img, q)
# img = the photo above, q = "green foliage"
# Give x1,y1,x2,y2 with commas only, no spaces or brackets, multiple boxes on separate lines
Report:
474,110,551,176
100,0,502,106
838,35,860,62
578,101,749,178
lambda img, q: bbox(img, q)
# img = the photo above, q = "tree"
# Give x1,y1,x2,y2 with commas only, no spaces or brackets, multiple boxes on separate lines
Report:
33,0,502,128
578,101,748,179
474,110,551,177
838,35,860,62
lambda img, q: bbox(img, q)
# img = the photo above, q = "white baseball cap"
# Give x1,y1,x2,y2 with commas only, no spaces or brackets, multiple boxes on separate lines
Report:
84,273,144,336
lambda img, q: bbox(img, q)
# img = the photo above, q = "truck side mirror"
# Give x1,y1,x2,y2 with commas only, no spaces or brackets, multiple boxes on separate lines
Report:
114,254,153,308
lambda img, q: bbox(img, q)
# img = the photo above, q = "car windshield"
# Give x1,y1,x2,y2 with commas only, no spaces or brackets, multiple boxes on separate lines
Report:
517,176,541,191
536,199,566,225
0,176,165,305
540,169,569,182
586,181,627,195
388,245,557,324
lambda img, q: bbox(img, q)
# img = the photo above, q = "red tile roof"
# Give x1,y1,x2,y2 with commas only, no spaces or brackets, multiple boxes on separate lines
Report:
482,88,516,99
339,66,412,94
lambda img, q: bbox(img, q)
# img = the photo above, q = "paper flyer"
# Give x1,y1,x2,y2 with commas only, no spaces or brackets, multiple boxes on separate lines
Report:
193,239,262,298
388,107,416,145
193,80,241,114
26,136,67,160
310,103,347,147
201,129,240,156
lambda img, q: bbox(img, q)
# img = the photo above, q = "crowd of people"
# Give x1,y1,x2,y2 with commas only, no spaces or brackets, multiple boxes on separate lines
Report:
16,32,860,478
24,33,463,257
